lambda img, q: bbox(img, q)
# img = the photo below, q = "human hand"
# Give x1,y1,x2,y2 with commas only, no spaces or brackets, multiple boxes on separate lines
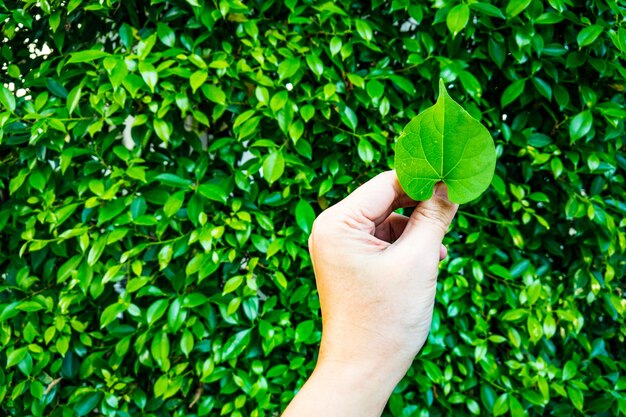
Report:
283,170,458,417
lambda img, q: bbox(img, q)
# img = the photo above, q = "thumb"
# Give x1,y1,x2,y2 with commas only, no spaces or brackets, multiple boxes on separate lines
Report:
395,183,459,249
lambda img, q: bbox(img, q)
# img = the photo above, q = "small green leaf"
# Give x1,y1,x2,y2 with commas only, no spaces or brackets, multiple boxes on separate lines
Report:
295,200,315,234
567,385,584,411
147,299,169,326
395,79,496,204
278,57,300,80
263,152,285,184
366,79,384,100
295,320,315,342
157,23,175,47
198,183,227,204
355,19,373,42
569,110,593,142
68,49,110,63
0,85,16,112
470,3,505,19
577,25,603,47
505,0,531,18
190,71,208,93
139,62,158,93
330,37,342,56
493,393,509,416
202,84,226,105
501,78,526,107
447,4,470,37
305,54,324,78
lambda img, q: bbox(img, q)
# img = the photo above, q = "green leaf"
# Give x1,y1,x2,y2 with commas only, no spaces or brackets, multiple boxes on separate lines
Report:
470,3,505,19
202,84,226,105
68,49,110,63
295,200,315,234
447,4,470,37
567,385,584,411
46,78,68,98
577,25,603,47
74,392,103,416
190,71,208,93
501,78,526,107
139,62,158,93
66,86,82,115
0,85,16,112
366,79,384,100
493,394,509,416
158,245,173,270
505,0,531,18
422,360,443,383
531,77,552,100
355,19,373,42
330,36,342,56
295,320,315,342
164,191,185,217
147,299,169,326
263,152,285,184
155,173,193,188
278,57,300,80
569,110,593,142
157,23,175,47
7,347,27,367
508,395,525,417
222,329,251,361
198,183,227,204
305,54,324,78
100,302,127,328
395,79,496,204
153,118,171,142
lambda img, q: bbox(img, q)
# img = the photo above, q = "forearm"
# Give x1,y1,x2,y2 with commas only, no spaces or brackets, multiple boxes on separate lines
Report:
282,357,408,417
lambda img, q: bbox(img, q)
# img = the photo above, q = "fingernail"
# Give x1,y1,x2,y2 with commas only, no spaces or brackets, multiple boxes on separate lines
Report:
434,182,448,198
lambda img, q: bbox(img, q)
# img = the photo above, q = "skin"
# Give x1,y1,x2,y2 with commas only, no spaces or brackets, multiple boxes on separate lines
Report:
282,170,458,417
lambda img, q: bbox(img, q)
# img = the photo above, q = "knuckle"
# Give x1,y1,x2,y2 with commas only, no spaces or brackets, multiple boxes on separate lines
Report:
412,205,450,234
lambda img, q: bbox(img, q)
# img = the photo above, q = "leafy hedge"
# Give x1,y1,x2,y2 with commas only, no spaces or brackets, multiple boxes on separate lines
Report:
1,0,625,416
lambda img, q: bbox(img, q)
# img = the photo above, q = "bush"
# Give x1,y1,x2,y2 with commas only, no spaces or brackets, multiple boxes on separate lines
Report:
1,0,625,416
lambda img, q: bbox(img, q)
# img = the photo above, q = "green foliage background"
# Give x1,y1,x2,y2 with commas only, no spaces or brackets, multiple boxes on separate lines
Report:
1,0,625,415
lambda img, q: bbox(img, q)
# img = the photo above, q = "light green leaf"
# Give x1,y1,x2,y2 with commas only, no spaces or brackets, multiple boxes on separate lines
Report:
66,86,82,115
355,19,373,42
202,84,226,105
153,118,171,142
395,79,496,204
505,0,531,18
569,110,593,142
295,200,315,234
329,36,342,56
190,71,208,93
306,54,324,78
501,78,526,107
278,57,300,80
157,23,175,47
263,152,285,184
447,4,470,37
138,62,158,93
0,85,16,113
577,25,603,47
68,49,110,63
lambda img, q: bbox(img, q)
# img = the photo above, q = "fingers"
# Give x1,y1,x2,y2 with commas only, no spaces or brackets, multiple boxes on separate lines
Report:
333,170,416,227
439,244,447,260
374,212,409,243
394,183,459,250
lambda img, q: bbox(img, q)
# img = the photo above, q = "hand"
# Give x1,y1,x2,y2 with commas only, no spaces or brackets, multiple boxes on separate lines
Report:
283,170,458,417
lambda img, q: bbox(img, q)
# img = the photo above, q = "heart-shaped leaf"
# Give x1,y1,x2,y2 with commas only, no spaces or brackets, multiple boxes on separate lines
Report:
394,79,496,204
